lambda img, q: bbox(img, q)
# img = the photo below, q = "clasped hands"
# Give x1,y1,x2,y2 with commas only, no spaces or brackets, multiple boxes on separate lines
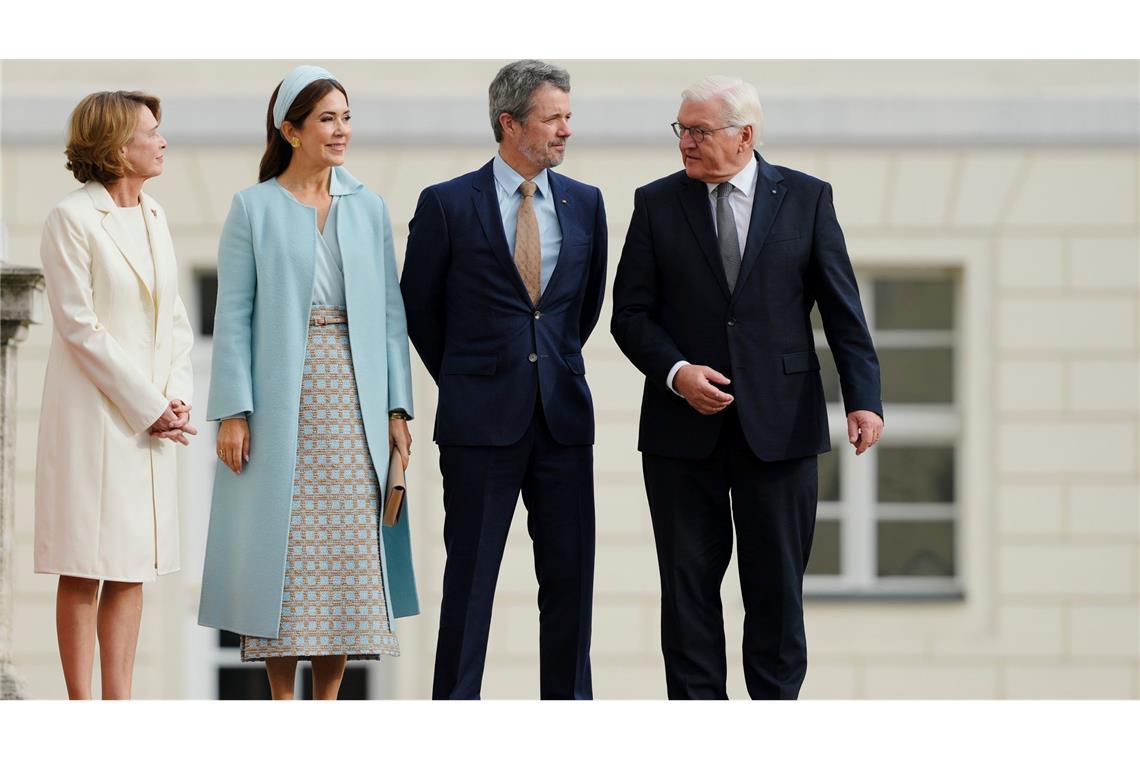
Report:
149,399,198,446
672,364,884,454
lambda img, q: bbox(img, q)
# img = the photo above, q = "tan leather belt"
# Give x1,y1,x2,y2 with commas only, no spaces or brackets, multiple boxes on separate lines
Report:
310,312,348,326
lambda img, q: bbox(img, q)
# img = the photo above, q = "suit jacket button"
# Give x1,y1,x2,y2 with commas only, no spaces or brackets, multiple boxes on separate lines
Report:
534,310,542,320
727,319,736,327
528,353,538,363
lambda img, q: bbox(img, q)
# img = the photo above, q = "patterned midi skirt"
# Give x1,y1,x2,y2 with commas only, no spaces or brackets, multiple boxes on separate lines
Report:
241,306,401,662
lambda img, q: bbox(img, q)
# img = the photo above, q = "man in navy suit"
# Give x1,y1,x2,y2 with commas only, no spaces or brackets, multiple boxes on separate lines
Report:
401,60,606,699
611,76,884,699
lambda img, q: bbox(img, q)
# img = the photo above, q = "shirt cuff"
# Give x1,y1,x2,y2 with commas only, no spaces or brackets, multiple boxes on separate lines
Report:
666,360,690,397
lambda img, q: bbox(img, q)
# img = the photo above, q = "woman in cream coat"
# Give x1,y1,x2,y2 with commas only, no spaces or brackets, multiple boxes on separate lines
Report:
35,90,196,699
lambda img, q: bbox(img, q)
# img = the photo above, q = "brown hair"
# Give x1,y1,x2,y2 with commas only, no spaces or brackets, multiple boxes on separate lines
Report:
258,78,348,183
64,91,161,184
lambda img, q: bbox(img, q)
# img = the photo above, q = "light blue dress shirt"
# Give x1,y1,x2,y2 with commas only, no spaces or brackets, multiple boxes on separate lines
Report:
313,195,346,307
492,153,562,295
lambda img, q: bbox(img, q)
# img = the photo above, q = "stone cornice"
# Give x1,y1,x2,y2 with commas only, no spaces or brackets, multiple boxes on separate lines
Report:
4,94,1137,147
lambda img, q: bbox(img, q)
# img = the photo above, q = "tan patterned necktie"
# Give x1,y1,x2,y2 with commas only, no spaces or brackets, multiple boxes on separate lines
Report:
514,180,542,305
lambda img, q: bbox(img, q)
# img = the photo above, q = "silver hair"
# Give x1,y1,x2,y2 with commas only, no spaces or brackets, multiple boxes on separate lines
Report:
488,59,570,143
681,75,764,144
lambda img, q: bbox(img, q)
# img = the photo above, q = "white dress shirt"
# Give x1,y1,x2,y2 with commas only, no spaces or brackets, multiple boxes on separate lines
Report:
108,204,154,291
666,155,760,395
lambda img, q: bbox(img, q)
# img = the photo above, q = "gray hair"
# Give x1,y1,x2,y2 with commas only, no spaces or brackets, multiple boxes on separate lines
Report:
489,59,570,143
681,75,764,144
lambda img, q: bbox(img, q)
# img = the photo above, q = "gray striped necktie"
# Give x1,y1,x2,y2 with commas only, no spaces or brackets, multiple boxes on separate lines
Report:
716,181,741,292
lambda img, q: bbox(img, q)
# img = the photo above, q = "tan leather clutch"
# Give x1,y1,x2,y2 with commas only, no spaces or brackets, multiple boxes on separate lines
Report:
383,449,406,527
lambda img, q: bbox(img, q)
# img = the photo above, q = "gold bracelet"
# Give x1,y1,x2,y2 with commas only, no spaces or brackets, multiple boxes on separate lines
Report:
389,410,409,420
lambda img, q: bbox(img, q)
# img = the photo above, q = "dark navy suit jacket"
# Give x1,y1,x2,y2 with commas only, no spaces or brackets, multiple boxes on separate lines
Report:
611,153,882,462
401,160,607,447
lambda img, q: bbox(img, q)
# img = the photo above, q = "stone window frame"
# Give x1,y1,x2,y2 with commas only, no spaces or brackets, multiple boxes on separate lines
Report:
805,266,971,600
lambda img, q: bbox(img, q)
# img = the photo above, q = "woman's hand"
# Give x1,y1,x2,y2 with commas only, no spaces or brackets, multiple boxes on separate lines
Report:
169,399,195,431
148,402,181,433
151,399,198,446
389,418,411,471
217,417,251,474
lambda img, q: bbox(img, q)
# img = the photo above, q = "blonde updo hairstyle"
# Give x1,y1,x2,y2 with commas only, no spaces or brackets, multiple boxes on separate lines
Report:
64,90,161,184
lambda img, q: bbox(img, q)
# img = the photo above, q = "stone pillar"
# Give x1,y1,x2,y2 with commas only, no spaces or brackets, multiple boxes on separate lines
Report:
0,265,45,699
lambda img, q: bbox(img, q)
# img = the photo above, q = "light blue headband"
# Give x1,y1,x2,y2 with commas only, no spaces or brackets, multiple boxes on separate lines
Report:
273,65,337,130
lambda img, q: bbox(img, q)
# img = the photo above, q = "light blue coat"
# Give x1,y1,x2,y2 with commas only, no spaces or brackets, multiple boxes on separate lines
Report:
198,167,418,639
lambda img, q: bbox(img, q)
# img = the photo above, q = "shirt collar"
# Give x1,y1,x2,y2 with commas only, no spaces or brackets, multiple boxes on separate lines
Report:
493,152,551,199
705,154,758,198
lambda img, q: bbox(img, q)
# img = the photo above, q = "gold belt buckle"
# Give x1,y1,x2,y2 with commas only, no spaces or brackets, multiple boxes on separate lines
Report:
313,314,326,326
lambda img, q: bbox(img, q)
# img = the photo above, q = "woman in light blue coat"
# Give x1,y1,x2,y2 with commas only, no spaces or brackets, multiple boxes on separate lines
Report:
198,65,417,699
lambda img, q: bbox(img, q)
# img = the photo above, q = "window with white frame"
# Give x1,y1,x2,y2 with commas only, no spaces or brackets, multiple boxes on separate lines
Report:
805,270,961,598
214,630,377,699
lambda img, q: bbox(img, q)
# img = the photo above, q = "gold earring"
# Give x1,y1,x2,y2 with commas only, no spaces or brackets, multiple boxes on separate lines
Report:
290,138,300,148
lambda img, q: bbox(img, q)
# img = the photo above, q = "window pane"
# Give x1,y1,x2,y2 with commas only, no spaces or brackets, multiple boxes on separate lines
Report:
299,664,370,699
875,279,953,330
880,347,954,404
818,349,840,403
818,447,840,502
339,667,370,700
218,666,271,700
878,446,954,503
877,520,956,577
197,271,218,336
806,519,841,575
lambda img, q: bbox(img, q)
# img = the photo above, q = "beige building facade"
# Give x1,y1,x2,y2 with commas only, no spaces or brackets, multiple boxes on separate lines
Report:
1,60,1137,698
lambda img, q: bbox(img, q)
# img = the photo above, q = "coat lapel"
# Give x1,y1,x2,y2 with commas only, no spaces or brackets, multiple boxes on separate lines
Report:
330,165,363,293
87,182,155,298
733,155,786,302
678,176,731,301
140,193,168,312
471,161,533,306
537,170,574,307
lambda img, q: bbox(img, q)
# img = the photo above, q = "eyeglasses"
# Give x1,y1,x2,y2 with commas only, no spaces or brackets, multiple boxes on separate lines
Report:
671,122,737,143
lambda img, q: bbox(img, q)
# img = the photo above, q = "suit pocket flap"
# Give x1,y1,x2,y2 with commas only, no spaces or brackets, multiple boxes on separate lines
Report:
563,352,586,375
782,351,821,374
442,354,498,375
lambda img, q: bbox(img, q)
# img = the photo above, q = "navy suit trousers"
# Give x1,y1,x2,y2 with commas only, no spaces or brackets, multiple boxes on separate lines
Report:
433,400,595,699
642,406,818,699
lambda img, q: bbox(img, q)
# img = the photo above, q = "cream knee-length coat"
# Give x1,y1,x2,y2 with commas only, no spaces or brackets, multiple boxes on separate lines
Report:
34,181,194,582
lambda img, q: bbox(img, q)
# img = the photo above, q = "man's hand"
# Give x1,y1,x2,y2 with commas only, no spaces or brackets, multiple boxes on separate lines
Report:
673,364,734,415
847,410,883,455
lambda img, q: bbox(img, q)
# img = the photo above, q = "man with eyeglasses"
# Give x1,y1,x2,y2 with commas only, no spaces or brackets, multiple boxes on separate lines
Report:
402,59,607,699
611,75,883,699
